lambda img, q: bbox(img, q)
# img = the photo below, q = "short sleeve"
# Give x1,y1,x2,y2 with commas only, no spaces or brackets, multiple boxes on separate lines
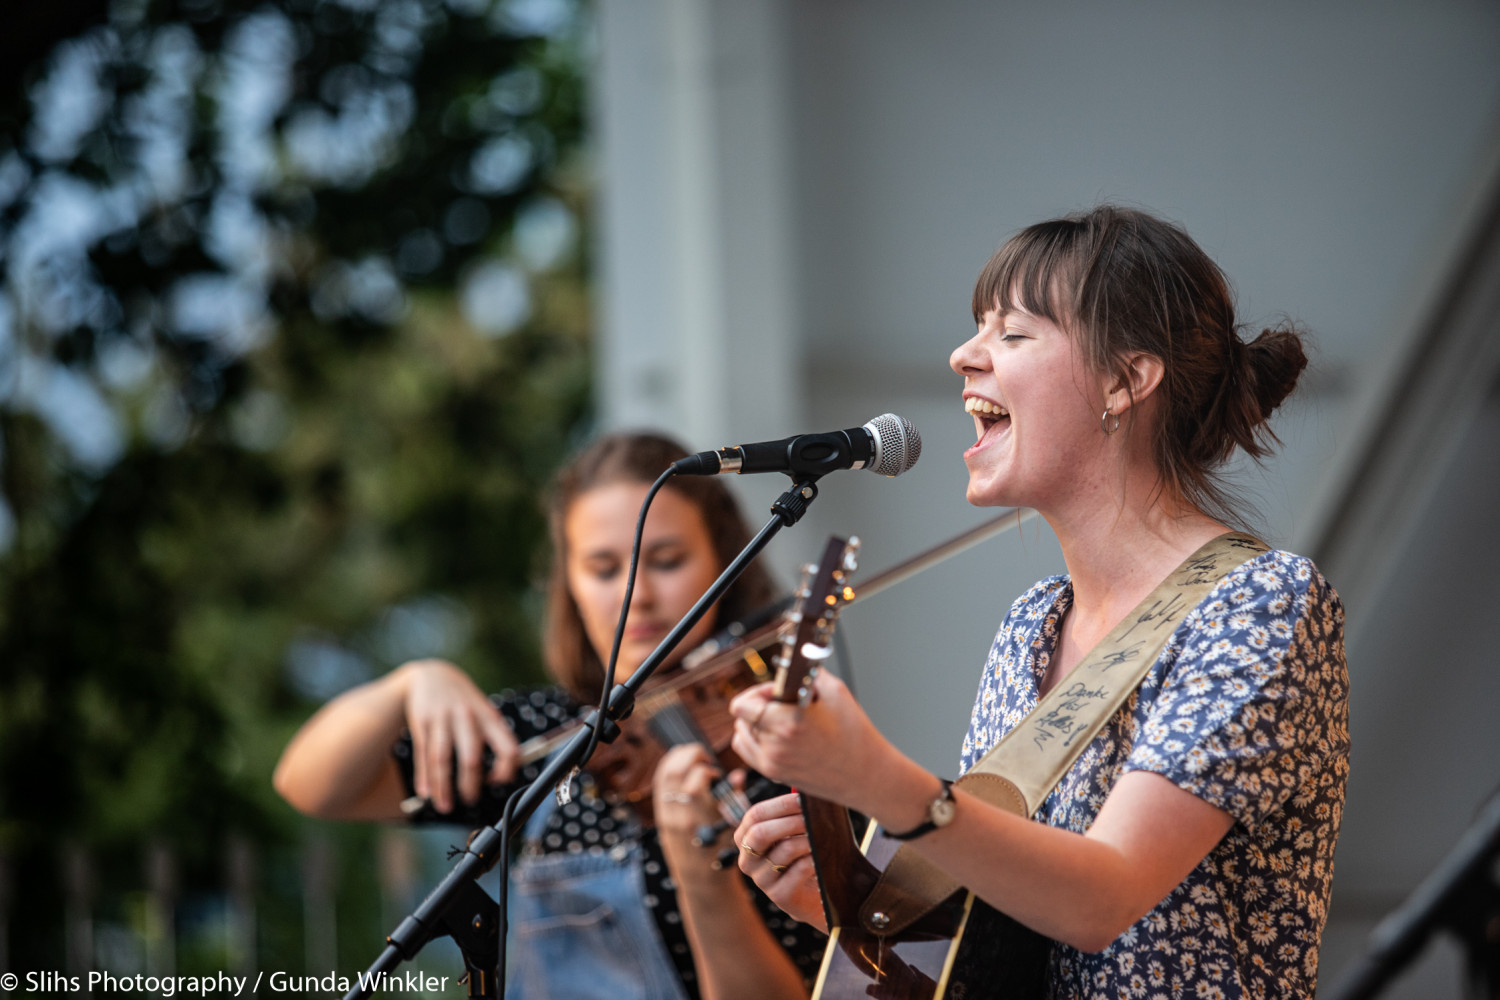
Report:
1123,552,1349,830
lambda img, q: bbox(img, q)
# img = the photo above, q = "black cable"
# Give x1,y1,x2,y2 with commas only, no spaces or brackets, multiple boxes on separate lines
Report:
493,777,531,993
492,465,707,992
578,467,675,773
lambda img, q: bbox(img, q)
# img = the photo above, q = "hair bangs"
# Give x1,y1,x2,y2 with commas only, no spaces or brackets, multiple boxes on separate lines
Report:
970,220,1085,326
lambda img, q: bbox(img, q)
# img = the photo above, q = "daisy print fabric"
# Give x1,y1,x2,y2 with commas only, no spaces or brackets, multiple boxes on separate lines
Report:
960,549,1349,1000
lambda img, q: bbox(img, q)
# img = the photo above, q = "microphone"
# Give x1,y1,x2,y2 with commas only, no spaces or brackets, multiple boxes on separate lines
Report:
671,414,921,478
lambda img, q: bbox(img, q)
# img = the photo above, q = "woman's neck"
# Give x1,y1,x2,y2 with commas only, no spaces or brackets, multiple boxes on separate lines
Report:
1041,469,1228,632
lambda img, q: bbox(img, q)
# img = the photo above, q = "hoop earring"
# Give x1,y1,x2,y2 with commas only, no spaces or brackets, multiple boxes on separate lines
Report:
1101,408,1121,435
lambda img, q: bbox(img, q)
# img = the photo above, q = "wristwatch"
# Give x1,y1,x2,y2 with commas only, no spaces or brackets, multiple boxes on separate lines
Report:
885,777,955,841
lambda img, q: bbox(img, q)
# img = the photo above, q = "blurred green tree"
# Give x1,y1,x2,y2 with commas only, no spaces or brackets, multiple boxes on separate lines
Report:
0,0,592,974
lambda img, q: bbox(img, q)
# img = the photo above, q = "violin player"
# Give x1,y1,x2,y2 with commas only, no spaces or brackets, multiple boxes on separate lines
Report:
274,432,826,1000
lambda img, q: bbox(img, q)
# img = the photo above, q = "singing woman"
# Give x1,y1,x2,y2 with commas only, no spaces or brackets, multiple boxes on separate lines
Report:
727,206,1349,1000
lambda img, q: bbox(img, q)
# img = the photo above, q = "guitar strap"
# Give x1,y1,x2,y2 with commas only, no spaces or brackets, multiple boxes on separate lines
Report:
854,531,1269,937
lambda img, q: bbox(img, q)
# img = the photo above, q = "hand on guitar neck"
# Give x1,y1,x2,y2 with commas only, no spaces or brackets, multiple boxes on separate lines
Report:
729,669,939,852
726,535,941,849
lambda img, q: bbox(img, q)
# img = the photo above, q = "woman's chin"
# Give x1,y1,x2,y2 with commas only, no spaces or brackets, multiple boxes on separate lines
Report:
621,639,684,678
965,473,1016,509
612,651,650,681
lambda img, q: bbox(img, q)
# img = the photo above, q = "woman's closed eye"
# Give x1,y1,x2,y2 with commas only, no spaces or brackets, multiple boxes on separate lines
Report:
647,548,689,573
580,547,688,582
581,556,623,582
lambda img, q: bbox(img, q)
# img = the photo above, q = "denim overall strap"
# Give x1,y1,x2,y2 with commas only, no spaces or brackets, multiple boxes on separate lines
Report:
505,787,691,1000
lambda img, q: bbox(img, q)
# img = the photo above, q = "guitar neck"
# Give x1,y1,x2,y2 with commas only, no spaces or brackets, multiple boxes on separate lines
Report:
799,792,880,930
764,535,881,930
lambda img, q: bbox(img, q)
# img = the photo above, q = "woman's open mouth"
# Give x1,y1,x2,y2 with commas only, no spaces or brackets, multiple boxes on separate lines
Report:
964,395,1010,449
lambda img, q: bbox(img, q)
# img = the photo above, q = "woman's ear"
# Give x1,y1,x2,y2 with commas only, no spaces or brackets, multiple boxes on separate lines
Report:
1107,353,1165,415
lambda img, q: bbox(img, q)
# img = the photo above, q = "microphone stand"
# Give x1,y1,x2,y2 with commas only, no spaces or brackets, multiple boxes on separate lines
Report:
342,475,825,1000
1323,787,1500,1000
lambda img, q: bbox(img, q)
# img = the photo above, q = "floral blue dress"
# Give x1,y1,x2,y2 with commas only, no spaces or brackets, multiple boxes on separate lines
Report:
960,549,1349,1000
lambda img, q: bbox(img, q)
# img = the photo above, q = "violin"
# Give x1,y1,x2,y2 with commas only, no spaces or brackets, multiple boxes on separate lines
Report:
509,617,787,827
400,509,1035,833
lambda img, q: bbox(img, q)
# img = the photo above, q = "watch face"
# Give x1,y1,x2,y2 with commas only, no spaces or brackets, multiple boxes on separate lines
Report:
932,796,956,826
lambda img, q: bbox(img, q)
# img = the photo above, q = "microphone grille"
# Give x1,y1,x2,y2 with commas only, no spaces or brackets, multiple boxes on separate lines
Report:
865,413,922,476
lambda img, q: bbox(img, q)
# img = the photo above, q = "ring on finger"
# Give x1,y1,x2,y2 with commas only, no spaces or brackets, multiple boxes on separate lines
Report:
662,793,695,804
739,842,786,873
750,702,770,734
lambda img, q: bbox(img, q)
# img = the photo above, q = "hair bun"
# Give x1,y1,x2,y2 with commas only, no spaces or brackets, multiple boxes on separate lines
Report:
1241,323,1308,420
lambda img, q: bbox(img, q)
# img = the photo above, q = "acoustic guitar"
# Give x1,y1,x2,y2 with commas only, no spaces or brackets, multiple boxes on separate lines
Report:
770,536,1050,1000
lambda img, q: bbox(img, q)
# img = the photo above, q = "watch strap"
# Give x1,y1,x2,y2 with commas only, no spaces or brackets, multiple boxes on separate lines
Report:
884,778,954,841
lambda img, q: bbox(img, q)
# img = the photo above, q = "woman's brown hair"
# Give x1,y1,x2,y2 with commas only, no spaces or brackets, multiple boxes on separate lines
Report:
542,432,779,702
971,205,1308,526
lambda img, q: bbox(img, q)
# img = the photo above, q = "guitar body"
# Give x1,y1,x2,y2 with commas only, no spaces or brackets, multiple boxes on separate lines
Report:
803,797,1050,1000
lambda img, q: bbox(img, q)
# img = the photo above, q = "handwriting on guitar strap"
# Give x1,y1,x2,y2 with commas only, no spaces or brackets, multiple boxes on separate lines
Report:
1015,539,1262,762
1097,642,1144,671
1120,548,1246,643
1029,554,1232,754
1118,590,1189,642
1030,680,1111,751
1180,551,1227,586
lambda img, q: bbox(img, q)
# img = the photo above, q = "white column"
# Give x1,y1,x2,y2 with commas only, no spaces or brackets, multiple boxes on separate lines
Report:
593,0,801,451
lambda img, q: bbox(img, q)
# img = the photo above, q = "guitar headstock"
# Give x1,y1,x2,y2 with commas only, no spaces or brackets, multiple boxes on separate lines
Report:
770,536,860,706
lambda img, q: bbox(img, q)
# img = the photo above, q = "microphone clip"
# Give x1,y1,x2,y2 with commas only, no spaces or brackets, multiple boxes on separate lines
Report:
770,478,820,528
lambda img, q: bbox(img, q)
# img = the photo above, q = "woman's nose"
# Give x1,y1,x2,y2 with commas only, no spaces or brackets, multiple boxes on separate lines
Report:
626,571,655,611
950,330,989,376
